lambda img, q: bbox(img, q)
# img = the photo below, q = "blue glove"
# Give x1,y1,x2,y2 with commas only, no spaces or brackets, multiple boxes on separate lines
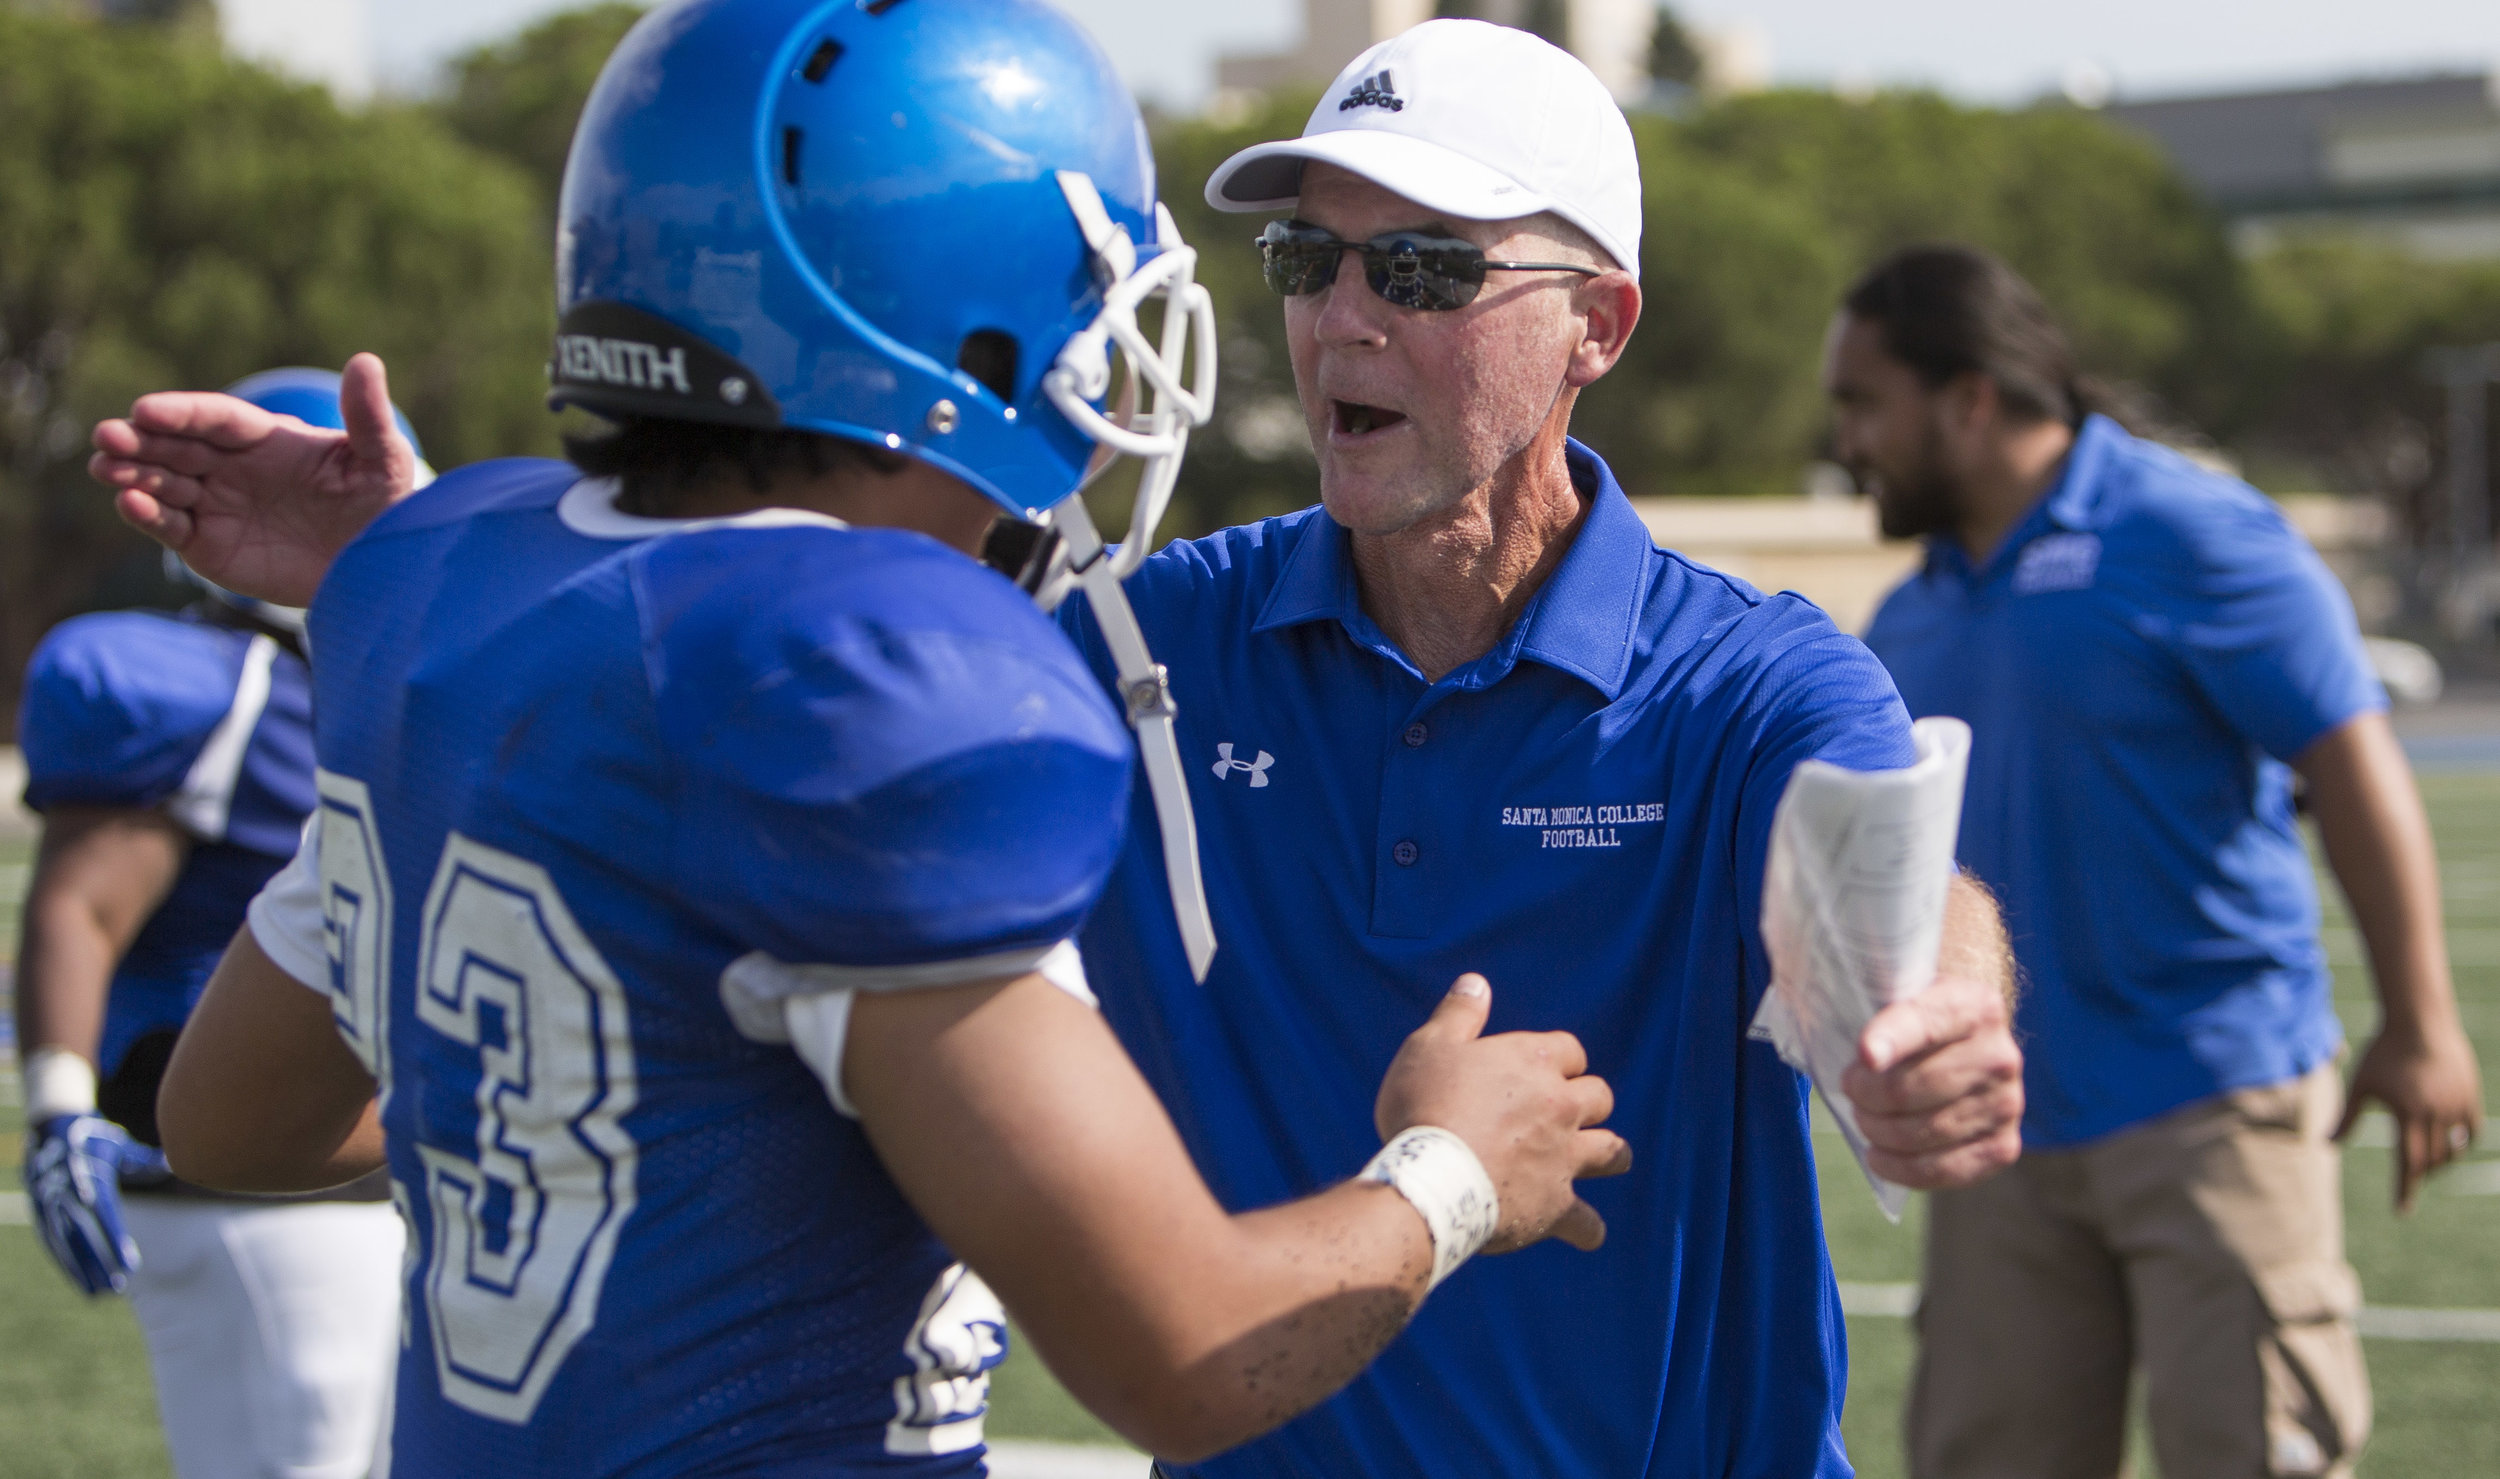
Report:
23,1113,168,1297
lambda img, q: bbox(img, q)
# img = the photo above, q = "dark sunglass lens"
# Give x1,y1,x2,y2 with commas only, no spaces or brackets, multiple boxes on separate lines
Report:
1259,226,1339,296
1365,247,1478,311
1262,243,1336,296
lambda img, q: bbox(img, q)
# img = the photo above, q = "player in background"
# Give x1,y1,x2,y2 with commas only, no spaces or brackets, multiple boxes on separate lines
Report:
16,368,426,1479
87,4,1627,1475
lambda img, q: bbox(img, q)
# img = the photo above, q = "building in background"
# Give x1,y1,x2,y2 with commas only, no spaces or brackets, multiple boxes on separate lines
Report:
1214,0,1757,109
2109,71,2500,260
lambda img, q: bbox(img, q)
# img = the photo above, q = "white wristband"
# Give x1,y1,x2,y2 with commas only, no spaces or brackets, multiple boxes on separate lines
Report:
1360,1126,1499,1292
23,1048,98,1123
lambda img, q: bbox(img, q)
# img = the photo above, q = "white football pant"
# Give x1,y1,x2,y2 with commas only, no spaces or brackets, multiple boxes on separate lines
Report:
123,1198,404,1479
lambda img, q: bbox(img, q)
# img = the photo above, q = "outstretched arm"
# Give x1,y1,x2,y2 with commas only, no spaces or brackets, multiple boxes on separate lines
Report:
2301,710,2484,1211
89,352,421,608
847,971,1626,1463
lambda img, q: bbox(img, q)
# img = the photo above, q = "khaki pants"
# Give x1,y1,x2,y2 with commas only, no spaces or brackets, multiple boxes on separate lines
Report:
1908,1063,2370,1479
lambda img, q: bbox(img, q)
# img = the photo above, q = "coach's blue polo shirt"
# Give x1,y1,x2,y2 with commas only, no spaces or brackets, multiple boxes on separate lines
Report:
1064,441,1915,1479
1865,415,2384,1150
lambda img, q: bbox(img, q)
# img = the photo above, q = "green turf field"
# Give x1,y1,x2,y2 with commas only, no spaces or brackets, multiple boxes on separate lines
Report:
5,774,2500,1475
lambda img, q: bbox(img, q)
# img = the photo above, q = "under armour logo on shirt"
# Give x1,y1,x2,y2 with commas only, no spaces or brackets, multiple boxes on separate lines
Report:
1338,70,1405,112
2012,533,2101,594
1212,743,1274,787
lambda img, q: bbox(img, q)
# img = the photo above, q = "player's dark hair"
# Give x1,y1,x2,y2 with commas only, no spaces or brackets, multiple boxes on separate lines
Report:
1842,244,2104,428
563,416,907,516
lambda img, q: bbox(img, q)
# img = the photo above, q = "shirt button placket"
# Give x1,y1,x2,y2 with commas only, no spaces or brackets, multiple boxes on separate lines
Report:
1371,695,1436,938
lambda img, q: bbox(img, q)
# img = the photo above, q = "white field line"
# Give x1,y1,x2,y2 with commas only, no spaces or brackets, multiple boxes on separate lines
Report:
6,1192,2495,1342
1837,1281,1919,1317
2340,1112,2500,1151
1813,1112,2500,1193
980,1440,1148,1478
1838,1282,2500,1341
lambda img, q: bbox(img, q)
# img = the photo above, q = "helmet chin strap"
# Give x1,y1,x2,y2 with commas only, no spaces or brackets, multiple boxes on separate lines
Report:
1022,170,1221,982
1049,496,1217,982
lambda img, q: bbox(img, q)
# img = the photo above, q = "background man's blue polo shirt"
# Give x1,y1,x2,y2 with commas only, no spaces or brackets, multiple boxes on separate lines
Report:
1064,442,1915,1479
1864,415,2386,1150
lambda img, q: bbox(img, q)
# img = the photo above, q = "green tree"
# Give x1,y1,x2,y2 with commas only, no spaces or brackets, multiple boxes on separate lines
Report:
1567,121,1846,495
1672,91,2249,428
1648,7,1703,87
434,2,649,213
0,8,555,733
1148,90,1329,540
1520,0,1569,46
2239,240,2500,521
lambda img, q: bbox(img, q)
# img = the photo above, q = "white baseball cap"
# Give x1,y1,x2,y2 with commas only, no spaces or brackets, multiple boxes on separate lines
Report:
1203,19,1643,280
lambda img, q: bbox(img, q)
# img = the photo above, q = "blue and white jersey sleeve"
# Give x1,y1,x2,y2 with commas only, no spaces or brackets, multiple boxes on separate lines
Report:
2147,494,2385,762
246,816,328,992
18,611,311,856
1726,598,1920,1005
644,527,1135,997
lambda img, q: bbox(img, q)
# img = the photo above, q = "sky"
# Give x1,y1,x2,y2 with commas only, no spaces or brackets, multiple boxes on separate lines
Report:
371,0,2500,108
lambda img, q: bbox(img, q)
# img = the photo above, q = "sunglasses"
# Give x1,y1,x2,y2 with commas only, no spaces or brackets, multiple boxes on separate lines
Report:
1255,219,1602,311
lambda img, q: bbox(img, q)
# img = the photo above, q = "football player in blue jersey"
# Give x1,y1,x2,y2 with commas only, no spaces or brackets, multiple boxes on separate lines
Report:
87,4,1626,1475
17,368,421,1478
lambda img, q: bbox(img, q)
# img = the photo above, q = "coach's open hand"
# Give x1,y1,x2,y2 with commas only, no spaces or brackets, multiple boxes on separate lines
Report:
90,352,420,608
1374,974,1633,1254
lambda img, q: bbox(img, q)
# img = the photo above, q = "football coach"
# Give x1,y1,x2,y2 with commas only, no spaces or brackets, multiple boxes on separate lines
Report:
1835,245,2485,1479
1061,21,2023,1477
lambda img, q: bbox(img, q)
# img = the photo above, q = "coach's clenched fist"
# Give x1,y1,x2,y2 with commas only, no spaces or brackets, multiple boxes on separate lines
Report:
1844,973,2025,1190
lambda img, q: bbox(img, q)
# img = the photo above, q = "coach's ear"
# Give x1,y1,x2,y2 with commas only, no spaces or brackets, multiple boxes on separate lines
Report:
1566,270,1640,389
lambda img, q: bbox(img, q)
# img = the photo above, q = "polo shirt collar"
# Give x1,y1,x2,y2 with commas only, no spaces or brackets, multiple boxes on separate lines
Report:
1924,412,2125,581
2041,413,2124,531
1253,438,1646,700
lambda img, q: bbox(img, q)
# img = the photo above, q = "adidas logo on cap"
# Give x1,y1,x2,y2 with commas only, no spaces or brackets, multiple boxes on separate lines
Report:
1338,69,1404,113
1204,20,1645,282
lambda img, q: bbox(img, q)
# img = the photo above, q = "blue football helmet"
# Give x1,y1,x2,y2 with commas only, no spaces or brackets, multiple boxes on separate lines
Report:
549,0,1220,976
550,0,1213,533
169,367,436,636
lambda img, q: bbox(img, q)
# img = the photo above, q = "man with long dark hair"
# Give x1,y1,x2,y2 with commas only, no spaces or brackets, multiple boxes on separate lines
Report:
1832,243,2483,1479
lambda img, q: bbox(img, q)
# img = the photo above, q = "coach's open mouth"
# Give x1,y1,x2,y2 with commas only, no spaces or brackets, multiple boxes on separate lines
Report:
1332,400,1409,438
